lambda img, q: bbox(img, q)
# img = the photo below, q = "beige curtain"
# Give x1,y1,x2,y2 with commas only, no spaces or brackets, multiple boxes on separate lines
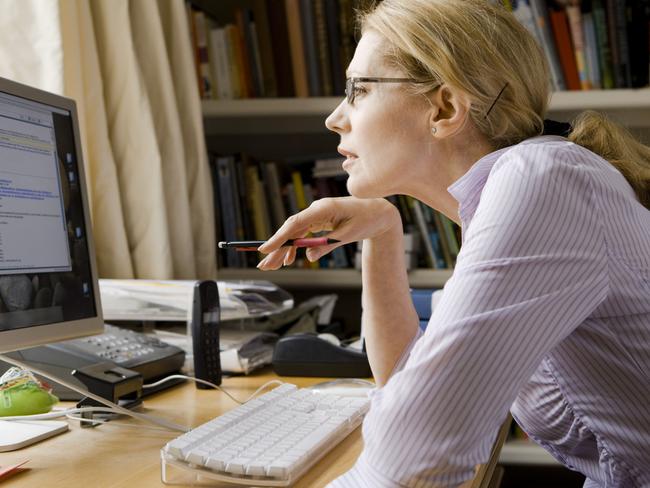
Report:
0,0,216,280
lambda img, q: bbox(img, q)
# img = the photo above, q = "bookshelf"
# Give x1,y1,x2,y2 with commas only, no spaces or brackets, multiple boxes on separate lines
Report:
203,88,650,131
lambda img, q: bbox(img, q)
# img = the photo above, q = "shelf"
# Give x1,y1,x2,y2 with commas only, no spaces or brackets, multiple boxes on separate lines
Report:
202,89,650,131
499,440,559,466
217,268,453,289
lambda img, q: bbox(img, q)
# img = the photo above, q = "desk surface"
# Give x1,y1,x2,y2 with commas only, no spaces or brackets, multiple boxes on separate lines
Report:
2,371,363,488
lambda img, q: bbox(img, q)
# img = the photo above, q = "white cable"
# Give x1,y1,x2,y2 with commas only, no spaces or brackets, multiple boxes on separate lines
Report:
64,413,173,432
143,374,285,405
0,353,188,433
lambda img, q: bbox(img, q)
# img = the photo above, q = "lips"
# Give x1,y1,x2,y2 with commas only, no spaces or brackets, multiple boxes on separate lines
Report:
337,147,358,159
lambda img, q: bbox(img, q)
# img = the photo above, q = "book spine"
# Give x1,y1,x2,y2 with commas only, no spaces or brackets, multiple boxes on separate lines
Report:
245,10,266,97
216,157,242,267
194,10,213,99
313,0,334,96
606,0,623,87
251,0,279,97
530,0,567,90
592,0,615,88
268,0,296,97
549,8,582,90
285,0,310,97
234,9,255,97
209,28,231,99
410,199,437,269
625,0,650,88
582,11,602,89
324,0,344,95
225,24,244,98
291,171,308,210
300,0,322,96
566,5,591,89
613,0,631,86
262,161,288,230
337,0,356,73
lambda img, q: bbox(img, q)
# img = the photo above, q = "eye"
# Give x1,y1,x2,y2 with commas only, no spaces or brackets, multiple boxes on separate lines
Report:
353,84,367,98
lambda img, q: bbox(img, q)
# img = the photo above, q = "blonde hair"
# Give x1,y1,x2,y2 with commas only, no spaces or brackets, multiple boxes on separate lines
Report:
360,0,650,208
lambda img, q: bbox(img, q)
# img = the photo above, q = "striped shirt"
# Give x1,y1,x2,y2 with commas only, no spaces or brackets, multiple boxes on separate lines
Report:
328,136,650,487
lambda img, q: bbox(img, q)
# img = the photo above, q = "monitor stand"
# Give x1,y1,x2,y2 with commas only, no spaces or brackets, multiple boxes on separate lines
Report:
0,353,186,451
0,420,68,452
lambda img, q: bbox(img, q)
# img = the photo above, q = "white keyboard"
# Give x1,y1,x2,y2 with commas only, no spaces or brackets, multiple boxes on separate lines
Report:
161,383,370,486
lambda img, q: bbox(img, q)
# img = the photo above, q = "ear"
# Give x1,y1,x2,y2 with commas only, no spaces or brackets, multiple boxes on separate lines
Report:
428,85,471,138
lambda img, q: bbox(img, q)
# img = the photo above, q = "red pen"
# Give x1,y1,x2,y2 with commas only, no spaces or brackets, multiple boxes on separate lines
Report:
218,237,340,251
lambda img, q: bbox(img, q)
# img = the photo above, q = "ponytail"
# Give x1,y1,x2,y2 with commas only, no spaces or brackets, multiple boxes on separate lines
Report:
569,111,650,209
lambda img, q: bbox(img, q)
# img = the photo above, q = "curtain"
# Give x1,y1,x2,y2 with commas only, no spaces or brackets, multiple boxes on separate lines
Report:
0,0,217,280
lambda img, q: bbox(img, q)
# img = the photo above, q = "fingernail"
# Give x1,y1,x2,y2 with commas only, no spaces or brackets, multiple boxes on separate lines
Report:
257,258,268,269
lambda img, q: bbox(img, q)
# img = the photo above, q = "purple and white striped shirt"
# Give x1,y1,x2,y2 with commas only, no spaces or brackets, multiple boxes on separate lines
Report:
329,136,650,487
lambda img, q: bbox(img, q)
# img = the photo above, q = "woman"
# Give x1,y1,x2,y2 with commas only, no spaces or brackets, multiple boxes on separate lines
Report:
258,1,650,486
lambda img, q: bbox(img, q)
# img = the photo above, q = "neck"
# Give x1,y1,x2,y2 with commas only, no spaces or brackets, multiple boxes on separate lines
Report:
408,129,494,224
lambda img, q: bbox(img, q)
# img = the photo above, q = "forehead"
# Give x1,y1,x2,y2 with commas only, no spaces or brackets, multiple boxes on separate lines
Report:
347,31,397,77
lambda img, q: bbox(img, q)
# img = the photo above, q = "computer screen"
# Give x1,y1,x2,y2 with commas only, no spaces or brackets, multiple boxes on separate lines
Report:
0,77,103,353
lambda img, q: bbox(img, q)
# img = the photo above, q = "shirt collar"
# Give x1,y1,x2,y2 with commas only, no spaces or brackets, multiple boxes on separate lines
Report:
447,136,559,225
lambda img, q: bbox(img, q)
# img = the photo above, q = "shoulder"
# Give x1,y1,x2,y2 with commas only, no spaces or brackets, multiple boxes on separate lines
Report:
482,136,607,209
492,135,606,180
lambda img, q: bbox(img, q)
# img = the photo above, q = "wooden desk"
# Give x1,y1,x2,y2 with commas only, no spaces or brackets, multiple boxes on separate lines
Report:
2,371,363,488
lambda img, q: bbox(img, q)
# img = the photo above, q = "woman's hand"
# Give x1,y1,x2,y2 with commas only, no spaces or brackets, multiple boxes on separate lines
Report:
256,197,402,270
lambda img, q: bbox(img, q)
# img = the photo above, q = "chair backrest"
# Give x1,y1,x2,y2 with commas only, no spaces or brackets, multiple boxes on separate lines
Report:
465,414,512,488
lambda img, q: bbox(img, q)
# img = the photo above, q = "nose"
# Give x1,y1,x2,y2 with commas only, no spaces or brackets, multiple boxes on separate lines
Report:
325,99,348,134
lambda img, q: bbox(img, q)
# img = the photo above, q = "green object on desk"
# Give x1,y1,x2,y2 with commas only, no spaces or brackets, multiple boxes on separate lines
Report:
0,367,58,417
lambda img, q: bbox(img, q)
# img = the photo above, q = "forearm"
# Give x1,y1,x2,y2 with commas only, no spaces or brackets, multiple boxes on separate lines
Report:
361,218,419,386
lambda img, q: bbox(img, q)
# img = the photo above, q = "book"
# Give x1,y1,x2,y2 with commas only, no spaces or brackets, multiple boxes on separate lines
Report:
314,0,334,96
549,7,582,90
285,0,310,97
530,0,567,90
234,9,255,97
291,170,309,210
208,27,233,99
592,0,615,88
216,156,242,267
626,0,650,88
262,161,288,230
324,0,345,95
268,0,296,97
192,9,213,99
225,24,244,98
410,199,437,269
581,6,602,89
245,165,272,241
300,0,322,96
251,0,279,97
566,3,591,89
242,8,265,97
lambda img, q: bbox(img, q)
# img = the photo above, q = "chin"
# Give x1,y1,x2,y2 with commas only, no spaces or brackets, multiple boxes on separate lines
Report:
346,178,384,199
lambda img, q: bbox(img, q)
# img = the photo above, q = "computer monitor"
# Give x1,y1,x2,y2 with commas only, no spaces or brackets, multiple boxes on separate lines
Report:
0,76,103,354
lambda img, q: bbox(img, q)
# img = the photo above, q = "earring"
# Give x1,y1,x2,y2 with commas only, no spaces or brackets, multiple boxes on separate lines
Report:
431,126,437,136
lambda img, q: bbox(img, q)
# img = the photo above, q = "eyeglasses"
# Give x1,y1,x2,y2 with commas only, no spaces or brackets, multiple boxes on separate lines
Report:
345,77,427,105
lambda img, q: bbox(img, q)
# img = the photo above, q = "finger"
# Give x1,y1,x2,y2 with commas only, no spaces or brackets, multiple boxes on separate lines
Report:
258,204,334,254
257,247,291,270
284,246,297,266
306,243,341,262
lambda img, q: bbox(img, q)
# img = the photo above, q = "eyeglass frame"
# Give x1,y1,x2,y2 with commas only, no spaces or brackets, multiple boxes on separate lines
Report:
345,77,435,105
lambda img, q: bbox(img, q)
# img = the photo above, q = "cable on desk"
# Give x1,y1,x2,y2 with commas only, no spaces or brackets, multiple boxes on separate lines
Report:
143,374,286,405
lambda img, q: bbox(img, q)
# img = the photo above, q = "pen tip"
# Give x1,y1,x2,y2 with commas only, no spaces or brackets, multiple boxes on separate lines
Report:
217,242,225,249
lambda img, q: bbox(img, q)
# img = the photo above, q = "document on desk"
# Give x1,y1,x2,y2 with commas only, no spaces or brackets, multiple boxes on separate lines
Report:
220,329,279,374
98,279,293,322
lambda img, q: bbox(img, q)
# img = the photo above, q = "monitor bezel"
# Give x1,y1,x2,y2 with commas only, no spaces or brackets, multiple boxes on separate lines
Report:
0,76,104,353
